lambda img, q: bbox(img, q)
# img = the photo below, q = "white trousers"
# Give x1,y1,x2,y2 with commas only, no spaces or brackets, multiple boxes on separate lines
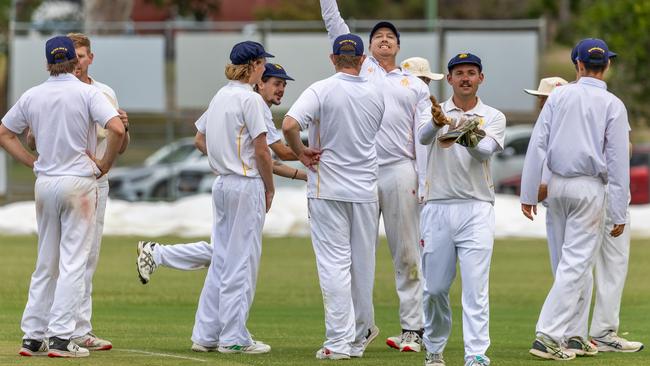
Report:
154,240,212,270
73,179,109,338
546,204,631,339
21,176,97,339
309,198,379,356
536,175,605,343
191,175,265,347
377,161,423,330
421,200,494,359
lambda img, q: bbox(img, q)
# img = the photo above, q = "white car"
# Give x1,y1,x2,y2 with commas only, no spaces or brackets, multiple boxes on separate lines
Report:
491,124,534,194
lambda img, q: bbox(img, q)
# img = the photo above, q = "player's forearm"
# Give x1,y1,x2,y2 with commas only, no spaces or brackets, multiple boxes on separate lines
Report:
418,120,442,145
320,0,350,44
273,161,306,181
255,143,275,195
195,132,207,155
466,137,498,162
282,116,305,158
99,117,125,172
118,132,130,154
270,142,298,161
0,127,36,169
605,123,631,224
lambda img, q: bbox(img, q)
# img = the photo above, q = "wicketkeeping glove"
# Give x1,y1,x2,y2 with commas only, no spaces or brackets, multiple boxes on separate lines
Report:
430,95,451,127
437,117,486,148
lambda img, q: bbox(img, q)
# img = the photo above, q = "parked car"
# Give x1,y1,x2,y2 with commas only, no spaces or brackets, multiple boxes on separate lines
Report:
492,124,534,192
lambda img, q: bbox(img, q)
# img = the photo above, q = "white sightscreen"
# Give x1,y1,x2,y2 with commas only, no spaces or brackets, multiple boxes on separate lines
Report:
442,31,539,113
175,32,262,109
10,35,166,112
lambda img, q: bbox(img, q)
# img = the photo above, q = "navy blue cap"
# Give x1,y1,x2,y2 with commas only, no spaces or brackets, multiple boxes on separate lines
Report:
45,36,76,64
229,41,274,65
571,38,617,65
263,63,294,80
369,21,400,45
447,52,482,72
333,33,364,56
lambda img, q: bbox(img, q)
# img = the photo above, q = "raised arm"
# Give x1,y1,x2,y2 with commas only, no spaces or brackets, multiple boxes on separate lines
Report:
320,0,351,45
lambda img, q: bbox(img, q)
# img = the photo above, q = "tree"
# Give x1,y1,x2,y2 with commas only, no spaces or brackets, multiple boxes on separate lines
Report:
576,0,650,125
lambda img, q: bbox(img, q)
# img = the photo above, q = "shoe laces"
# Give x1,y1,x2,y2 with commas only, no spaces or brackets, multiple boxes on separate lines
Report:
401,331,421,344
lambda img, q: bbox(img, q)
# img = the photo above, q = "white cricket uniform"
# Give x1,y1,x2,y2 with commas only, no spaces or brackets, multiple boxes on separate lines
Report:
191,80,268,348
520,77,630,344
418,97,506,359
287,72,384,356
73,77,120,339
154,107,282,270
2,73,118,340
321,0,431,331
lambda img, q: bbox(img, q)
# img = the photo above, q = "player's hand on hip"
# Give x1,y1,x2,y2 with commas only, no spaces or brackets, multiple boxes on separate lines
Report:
610,223,625,237
521,203,537,221
299,147,321,172
265,190,274,213
118,109,129,130
87,150,109,178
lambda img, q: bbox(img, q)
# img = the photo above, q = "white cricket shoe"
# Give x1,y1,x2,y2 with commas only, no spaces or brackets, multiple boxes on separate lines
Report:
399,331,422,352
191,343,218,352
566,336,598,356
425,351,445,365
136,241,158,284
19,338,48,356
529,335,576,360
591,331,644,352
315,347,350,360
465,355,490,366
47,337,89,358
362,326,380,349
386,334,401,350
72,332,112,351
218,340,270,354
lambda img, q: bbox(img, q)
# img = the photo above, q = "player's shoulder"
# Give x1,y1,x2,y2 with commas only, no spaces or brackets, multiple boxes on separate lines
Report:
91,78,117,97
478,99,506,122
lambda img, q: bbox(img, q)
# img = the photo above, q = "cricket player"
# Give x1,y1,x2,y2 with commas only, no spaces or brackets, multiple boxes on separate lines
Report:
283,33,384,359
320,0,433,352
418,53,506,366
520,38,630,361
400,57,444,86
67,32,129,352
135,64,306,295
189,41,275,354
1,35,124,358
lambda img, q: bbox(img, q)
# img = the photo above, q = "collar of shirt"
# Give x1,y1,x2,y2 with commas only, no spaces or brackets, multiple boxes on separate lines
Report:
367,56,405,76
227,80,254,91
47,73,79,82
443,96,488,117
335,72,367,82
577,76,607,90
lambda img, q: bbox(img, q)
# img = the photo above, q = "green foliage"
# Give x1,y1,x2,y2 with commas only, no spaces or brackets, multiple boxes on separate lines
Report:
577,0,650,125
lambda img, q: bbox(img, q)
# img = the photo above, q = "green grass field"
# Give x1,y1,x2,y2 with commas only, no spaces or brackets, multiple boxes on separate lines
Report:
1,236,648,365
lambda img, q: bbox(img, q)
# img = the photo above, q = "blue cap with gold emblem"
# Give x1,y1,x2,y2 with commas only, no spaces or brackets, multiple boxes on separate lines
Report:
447,52,482,72
263,63,294,80
573,38,616,65
333,33,364,56
229,41,274,65
45,36,76,64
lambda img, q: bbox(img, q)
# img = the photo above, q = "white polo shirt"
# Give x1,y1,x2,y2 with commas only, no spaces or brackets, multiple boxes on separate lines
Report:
196,81,268,177
287,72,384,203
195,103,281,146
1,73,118,177
422,97,506,203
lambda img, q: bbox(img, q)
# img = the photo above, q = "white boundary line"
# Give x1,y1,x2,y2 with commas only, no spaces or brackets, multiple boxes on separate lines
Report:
117,348,207,362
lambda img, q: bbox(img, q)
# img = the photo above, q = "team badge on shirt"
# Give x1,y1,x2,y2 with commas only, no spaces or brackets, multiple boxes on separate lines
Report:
401,78,410,87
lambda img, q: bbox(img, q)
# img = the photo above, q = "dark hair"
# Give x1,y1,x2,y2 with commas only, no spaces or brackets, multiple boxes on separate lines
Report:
47,58,78,76
584,62,607,74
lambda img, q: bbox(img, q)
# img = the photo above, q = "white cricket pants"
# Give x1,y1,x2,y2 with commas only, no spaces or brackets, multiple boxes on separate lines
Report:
309,198,379,356
191,175,265,347
421,200,494,359
536,175,605,343
154,241,213,270
73,178,109,338
378,161,423,331
590,209,631,338
547,204,631,339
21,176,97,339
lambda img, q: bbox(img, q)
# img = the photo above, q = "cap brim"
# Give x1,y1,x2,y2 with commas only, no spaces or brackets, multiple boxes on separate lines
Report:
523,89,548,96
608,50,617,58
262,51,275,58
426,72,445,81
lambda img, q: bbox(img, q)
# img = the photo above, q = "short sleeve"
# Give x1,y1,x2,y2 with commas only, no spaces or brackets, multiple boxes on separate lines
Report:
89,89,119,128
242,93,268,140
195,111,207,133
286,87,320,131
263,108,282,145
1,97,29,134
